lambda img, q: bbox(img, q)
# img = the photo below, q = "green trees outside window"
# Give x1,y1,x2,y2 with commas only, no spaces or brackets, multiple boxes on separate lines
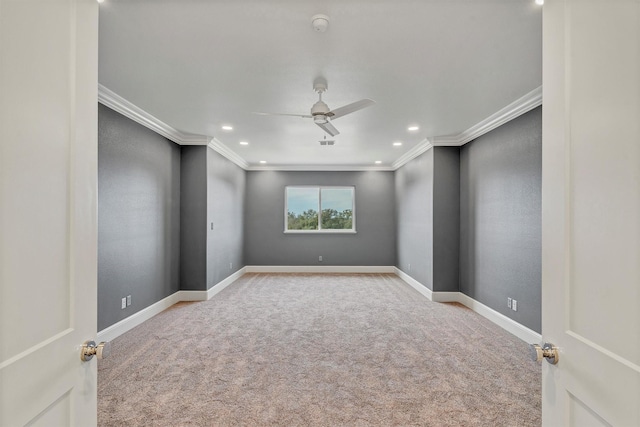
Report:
286,186,355,232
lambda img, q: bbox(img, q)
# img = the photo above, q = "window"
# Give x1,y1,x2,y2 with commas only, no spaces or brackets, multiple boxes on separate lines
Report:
285,186,355,233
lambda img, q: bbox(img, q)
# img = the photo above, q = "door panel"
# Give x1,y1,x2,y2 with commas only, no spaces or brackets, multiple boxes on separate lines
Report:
27,392,71,427
542,0,640,425
1,0,73,359
568,0,639,363
0,0,98,425
568,393,611,427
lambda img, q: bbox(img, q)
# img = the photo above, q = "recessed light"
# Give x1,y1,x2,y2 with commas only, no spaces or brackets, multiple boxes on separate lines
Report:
97,0,105,3
393,142,403,146
375,161,382,164
239,141,249,145
407,125,419,132
221,125,233,131
259,160,267,164
535,0,543,4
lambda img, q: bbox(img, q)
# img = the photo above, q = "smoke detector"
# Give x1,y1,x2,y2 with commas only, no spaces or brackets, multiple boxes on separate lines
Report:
311,14,329,32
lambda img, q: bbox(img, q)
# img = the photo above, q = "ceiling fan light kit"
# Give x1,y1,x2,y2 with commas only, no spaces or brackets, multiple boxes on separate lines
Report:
313,114,328,124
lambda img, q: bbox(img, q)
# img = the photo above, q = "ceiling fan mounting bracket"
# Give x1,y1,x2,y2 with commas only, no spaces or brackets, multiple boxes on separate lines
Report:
313,77,328,94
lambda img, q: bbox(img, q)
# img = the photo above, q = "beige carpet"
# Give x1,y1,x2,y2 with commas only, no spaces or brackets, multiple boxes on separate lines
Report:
98,273,541,426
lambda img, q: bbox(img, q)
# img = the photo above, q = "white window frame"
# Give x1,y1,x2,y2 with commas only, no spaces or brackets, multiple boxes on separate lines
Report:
284,185,356,234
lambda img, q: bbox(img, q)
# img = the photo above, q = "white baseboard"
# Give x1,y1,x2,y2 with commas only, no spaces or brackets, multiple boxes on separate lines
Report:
245,265,396,273
451,293,542,344
97,268,247,342
431,292,462,303
97,292,183,343
394,267,541,344
394,268,433,300
98,266,541,346
205,267,246,298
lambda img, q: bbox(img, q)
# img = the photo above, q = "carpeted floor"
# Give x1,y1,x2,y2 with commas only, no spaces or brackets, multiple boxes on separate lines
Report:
98,273,541,426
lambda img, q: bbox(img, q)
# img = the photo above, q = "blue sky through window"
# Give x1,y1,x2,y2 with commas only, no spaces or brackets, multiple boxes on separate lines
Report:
287,187,318,215
287,187,353,215
321,188,353,212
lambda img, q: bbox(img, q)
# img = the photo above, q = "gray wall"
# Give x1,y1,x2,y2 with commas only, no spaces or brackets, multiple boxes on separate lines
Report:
180,146,246,290
206,148,245,288
99,110,247,331
395,147,460,291
244,171,396,266
98,104,181,331
98,99,540,334
180,146,208,291
460,106,542,332
433,147,460,292
395,149,434,288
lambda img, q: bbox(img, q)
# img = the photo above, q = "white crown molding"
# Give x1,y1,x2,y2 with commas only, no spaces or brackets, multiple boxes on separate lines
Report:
208,138,250,169
392,86,542,171
98,85,389,171
98,84,208,145
99,84,541,172
431,86,542,147
391,138,434,170
245,165,395,172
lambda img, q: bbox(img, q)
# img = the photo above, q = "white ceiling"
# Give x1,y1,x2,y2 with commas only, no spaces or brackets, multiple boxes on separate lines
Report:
98,0,542,170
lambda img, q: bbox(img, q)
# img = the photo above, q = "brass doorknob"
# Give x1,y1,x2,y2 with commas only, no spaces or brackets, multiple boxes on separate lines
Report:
81,340,110,362
530,342,559,365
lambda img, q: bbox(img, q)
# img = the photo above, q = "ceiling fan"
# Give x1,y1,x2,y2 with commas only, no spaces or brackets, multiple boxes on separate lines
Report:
254,78,375,137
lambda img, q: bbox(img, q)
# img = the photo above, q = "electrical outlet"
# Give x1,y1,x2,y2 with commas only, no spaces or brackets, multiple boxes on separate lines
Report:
318,255,323,262
507,297,512,309
512,300,518,311
127,295,131,306
408,263,411,271
229,262,233,270
121,297,127,309
211,222,214,230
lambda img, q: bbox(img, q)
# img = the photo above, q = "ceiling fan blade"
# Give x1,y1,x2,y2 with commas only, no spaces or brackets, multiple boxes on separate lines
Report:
316,121,340,136
253,112,312,118
329,99,375,120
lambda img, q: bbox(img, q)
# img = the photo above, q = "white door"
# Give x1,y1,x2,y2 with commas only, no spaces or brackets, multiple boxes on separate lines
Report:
542,0,639,425
0,0,99,425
